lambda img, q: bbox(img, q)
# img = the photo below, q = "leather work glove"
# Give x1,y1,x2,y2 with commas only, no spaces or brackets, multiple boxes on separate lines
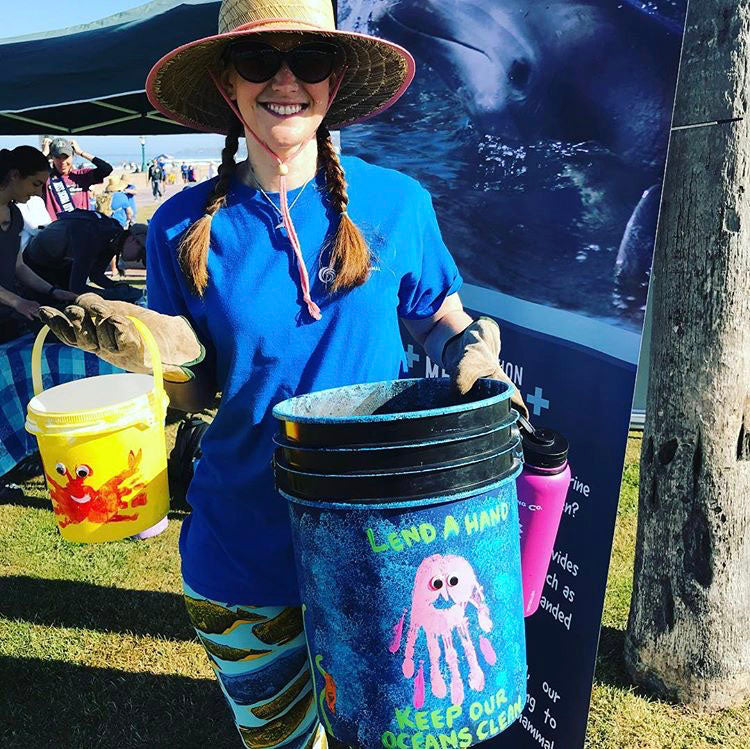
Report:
38,293,204,384
443,317,529,419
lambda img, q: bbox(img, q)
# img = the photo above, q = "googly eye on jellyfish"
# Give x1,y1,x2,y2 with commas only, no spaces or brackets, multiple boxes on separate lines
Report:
389,554,497,708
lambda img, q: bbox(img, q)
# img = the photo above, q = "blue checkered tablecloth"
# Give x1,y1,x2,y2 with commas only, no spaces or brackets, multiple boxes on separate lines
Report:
0,333,121,477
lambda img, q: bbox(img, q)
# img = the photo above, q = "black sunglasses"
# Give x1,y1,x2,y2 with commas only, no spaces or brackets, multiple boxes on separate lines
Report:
228,41,341,84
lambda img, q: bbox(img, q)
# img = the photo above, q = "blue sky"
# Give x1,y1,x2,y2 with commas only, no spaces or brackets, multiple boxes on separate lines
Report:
1,1,224,161
5,1,147,38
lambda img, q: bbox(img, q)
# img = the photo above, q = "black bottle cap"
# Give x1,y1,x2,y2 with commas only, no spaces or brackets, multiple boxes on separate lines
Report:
517,414,569,469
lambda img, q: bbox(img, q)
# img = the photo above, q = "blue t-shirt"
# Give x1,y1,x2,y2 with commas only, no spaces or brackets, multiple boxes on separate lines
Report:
147,155,462,604
110,192,130,228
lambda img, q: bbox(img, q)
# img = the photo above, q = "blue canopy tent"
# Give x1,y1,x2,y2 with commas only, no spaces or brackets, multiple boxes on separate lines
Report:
0,0,220,135
0,2,228,479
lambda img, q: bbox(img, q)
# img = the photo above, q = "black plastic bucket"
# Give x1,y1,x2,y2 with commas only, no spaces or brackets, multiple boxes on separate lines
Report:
273,378,513,447
273,410,517,474
273,378,527,748
274,438,520,503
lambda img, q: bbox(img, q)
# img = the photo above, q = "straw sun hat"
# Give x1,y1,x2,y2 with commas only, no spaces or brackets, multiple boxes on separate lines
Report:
146,0,416,134
105,175,130,192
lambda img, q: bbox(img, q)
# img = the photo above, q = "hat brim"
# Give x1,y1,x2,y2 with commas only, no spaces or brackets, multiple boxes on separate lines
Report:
146,27,415,134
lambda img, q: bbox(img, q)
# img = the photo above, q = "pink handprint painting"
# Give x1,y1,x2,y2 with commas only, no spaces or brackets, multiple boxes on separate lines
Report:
389,554,498,708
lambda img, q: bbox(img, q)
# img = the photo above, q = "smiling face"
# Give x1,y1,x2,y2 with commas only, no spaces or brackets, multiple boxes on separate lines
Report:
224,33,335,154
55,461,94,503
52,155,73,176
10,170,49,203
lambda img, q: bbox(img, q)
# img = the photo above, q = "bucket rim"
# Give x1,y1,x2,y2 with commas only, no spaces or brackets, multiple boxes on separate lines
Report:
27,373,157,419
279,461,523,510
272,377,513,425
272,410,517,453
275,438,519,479
26,376,168,433
274,438,522,504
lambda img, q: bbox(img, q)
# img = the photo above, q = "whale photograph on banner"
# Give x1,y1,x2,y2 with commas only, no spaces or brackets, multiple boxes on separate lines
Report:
339,1,689,747
340,0,686,332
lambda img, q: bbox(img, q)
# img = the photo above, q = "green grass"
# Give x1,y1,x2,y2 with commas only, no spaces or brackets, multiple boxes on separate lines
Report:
1,432,748,747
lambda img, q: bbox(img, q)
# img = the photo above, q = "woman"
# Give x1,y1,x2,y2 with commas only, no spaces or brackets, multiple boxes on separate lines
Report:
0,146,76,344
40,1,527,746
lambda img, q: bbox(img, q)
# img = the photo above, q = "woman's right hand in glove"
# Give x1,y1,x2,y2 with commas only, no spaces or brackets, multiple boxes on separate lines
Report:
38,293,204,384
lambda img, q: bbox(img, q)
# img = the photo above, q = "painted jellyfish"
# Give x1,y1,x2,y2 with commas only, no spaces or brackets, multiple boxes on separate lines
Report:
389,554,498,708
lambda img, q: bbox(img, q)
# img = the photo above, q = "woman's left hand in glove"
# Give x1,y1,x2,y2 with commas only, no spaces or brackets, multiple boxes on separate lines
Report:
443,317,529,419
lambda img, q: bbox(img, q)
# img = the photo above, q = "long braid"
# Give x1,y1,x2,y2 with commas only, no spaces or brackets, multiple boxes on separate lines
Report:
316,125,371,292
178,119,242,295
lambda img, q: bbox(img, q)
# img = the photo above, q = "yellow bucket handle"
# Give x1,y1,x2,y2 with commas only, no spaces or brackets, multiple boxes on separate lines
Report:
31,315,164,398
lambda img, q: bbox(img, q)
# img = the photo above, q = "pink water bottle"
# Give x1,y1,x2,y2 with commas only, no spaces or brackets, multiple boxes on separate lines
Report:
516,415,571,617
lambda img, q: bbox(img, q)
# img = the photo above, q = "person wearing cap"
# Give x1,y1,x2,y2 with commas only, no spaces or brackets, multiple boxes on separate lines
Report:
23,210,146,300
41,137,113,221
39,1,528,746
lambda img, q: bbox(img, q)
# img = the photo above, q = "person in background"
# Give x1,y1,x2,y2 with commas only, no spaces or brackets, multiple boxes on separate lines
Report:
0,146,76,343
41,137,113,220
181,162,189,183
107,176,135,229
206,161,217,180
23,210,146,301
148,160,163,200
187,164,196,183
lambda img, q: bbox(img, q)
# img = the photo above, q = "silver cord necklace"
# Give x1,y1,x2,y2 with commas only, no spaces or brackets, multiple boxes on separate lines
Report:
248,164,337,286
256,180,312,231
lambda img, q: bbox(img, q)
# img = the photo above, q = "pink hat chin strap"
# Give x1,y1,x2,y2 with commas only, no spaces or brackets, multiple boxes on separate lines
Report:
209,67,347,321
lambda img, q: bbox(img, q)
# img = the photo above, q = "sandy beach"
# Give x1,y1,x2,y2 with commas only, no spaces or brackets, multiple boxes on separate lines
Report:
98,163,216,224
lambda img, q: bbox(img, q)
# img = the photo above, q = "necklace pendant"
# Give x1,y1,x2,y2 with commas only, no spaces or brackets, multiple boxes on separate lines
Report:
318,265,337,285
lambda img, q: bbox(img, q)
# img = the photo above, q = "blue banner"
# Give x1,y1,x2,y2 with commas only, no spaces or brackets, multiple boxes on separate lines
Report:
340,1,687,745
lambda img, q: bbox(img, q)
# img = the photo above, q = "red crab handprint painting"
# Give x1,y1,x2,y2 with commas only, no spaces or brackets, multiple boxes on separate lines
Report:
45,449,148,528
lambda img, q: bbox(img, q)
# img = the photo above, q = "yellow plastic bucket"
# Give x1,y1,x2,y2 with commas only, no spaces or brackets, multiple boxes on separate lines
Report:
25,317,170,543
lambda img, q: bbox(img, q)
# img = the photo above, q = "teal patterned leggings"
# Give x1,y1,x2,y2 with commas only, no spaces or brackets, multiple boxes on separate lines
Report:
183,580,324,749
